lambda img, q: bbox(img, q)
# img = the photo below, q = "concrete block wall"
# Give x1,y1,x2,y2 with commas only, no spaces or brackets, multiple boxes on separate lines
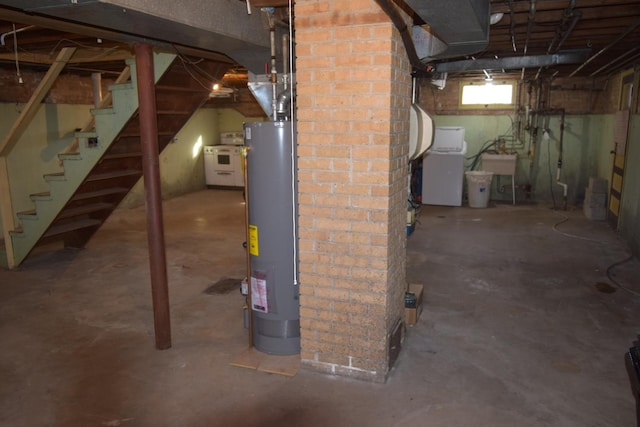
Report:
295,0,411,382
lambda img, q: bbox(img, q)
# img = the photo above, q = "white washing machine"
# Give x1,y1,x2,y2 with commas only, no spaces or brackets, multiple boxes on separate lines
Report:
421,127,467,206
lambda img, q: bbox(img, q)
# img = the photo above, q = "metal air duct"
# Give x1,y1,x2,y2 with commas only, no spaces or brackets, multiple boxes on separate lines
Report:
407,0,490,60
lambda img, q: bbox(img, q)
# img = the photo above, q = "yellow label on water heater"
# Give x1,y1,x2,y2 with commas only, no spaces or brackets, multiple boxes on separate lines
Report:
248,225,259,256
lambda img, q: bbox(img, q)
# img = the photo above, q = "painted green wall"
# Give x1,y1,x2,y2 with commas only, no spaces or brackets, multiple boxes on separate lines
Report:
432,114,613,206
619,113,640,256
118,108,219,208
119,108,265,208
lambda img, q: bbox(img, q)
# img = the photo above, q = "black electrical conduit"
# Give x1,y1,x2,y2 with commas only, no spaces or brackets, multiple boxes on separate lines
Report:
373,0,427,76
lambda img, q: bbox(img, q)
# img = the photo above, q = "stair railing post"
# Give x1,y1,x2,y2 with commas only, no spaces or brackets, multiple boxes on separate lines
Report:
0,156,16,268
134,43,172,350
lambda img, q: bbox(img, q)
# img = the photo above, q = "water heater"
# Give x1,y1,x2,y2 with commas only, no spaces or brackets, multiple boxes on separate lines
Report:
244,121,300,355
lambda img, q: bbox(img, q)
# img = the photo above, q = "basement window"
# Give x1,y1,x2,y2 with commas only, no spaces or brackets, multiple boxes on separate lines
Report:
460,81,515,108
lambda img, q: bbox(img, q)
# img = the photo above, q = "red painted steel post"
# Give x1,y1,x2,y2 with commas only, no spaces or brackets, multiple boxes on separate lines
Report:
134,43,172,350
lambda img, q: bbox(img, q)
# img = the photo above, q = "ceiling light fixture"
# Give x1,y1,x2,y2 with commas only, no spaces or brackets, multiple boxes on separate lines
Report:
210,83,234,98
490,13,504,25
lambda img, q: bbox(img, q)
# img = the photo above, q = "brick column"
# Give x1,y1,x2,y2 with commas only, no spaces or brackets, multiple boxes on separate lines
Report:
295,0,411,382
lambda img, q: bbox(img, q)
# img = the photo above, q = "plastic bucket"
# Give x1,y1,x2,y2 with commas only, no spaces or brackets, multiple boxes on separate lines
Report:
465,171,493,208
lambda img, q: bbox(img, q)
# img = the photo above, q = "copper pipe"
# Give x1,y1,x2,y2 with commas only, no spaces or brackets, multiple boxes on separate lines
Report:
134,43,172,350
243,146,253,348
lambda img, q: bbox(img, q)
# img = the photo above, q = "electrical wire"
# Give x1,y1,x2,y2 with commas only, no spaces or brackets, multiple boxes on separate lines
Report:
606,255,640,297
552,212,639,297
551,213,601,242
12,24,22,84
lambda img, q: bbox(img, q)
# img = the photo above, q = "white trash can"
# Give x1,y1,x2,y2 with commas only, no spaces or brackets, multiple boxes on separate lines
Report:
465,171,493,208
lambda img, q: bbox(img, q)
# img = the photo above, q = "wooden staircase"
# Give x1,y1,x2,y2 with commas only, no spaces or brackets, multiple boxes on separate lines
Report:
6,52,227,267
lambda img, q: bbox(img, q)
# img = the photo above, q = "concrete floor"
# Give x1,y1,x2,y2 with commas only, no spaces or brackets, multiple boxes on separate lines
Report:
0,189,638,426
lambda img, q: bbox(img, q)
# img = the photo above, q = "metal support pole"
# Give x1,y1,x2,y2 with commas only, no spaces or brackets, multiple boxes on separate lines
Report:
134,43,171,350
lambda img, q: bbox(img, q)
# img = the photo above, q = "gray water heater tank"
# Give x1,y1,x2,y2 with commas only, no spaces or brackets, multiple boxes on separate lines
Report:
244,121,300,355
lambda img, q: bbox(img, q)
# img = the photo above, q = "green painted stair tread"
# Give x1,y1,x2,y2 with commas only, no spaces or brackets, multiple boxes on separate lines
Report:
70,187,129,201
43,219,102,238
91,107,115,116
57,202,115,220
85,169,141,182
74,131,98,138
17,210,38,220
30,192,52,201
58,153,82,161
108,82,134,91
44,172,66,182
9,226,24,236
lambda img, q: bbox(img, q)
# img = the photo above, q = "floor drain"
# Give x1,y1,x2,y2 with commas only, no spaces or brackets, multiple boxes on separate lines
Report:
595,282,616,294
205,278,241,295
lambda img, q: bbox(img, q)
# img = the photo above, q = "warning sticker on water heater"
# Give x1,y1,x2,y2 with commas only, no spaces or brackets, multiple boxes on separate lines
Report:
251,275,268,313
248,225,259,256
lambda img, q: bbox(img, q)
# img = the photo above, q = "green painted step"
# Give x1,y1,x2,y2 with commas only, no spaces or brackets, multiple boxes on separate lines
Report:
44,172,66,182
29,192,52,201
58,153,82,161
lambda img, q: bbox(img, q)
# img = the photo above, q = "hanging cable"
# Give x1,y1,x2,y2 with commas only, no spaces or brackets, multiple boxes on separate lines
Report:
12,24,23,84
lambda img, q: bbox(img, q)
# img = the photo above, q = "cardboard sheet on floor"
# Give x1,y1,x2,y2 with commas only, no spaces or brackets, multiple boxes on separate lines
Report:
230,347,300,377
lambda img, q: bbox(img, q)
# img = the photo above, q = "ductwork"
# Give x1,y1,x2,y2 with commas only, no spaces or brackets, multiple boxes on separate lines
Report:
0,0,273,73
406,0,490,60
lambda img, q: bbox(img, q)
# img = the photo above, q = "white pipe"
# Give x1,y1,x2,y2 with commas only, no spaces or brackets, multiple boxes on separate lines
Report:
288,0,298,286
0,25,35,46
556,167,568,211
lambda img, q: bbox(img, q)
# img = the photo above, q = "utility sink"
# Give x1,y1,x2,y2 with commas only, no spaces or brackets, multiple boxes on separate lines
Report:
481,153,517,175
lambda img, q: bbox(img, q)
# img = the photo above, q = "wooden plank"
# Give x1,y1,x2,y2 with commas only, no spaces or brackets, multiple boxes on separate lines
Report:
257,354,300,377
0,156,16,268
230,347,300,377
0,49,132,66
0,47,76,157
230,347,263,370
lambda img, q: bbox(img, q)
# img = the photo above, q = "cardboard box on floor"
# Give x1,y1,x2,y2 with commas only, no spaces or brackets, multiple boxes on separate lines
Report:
405,283,424,326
